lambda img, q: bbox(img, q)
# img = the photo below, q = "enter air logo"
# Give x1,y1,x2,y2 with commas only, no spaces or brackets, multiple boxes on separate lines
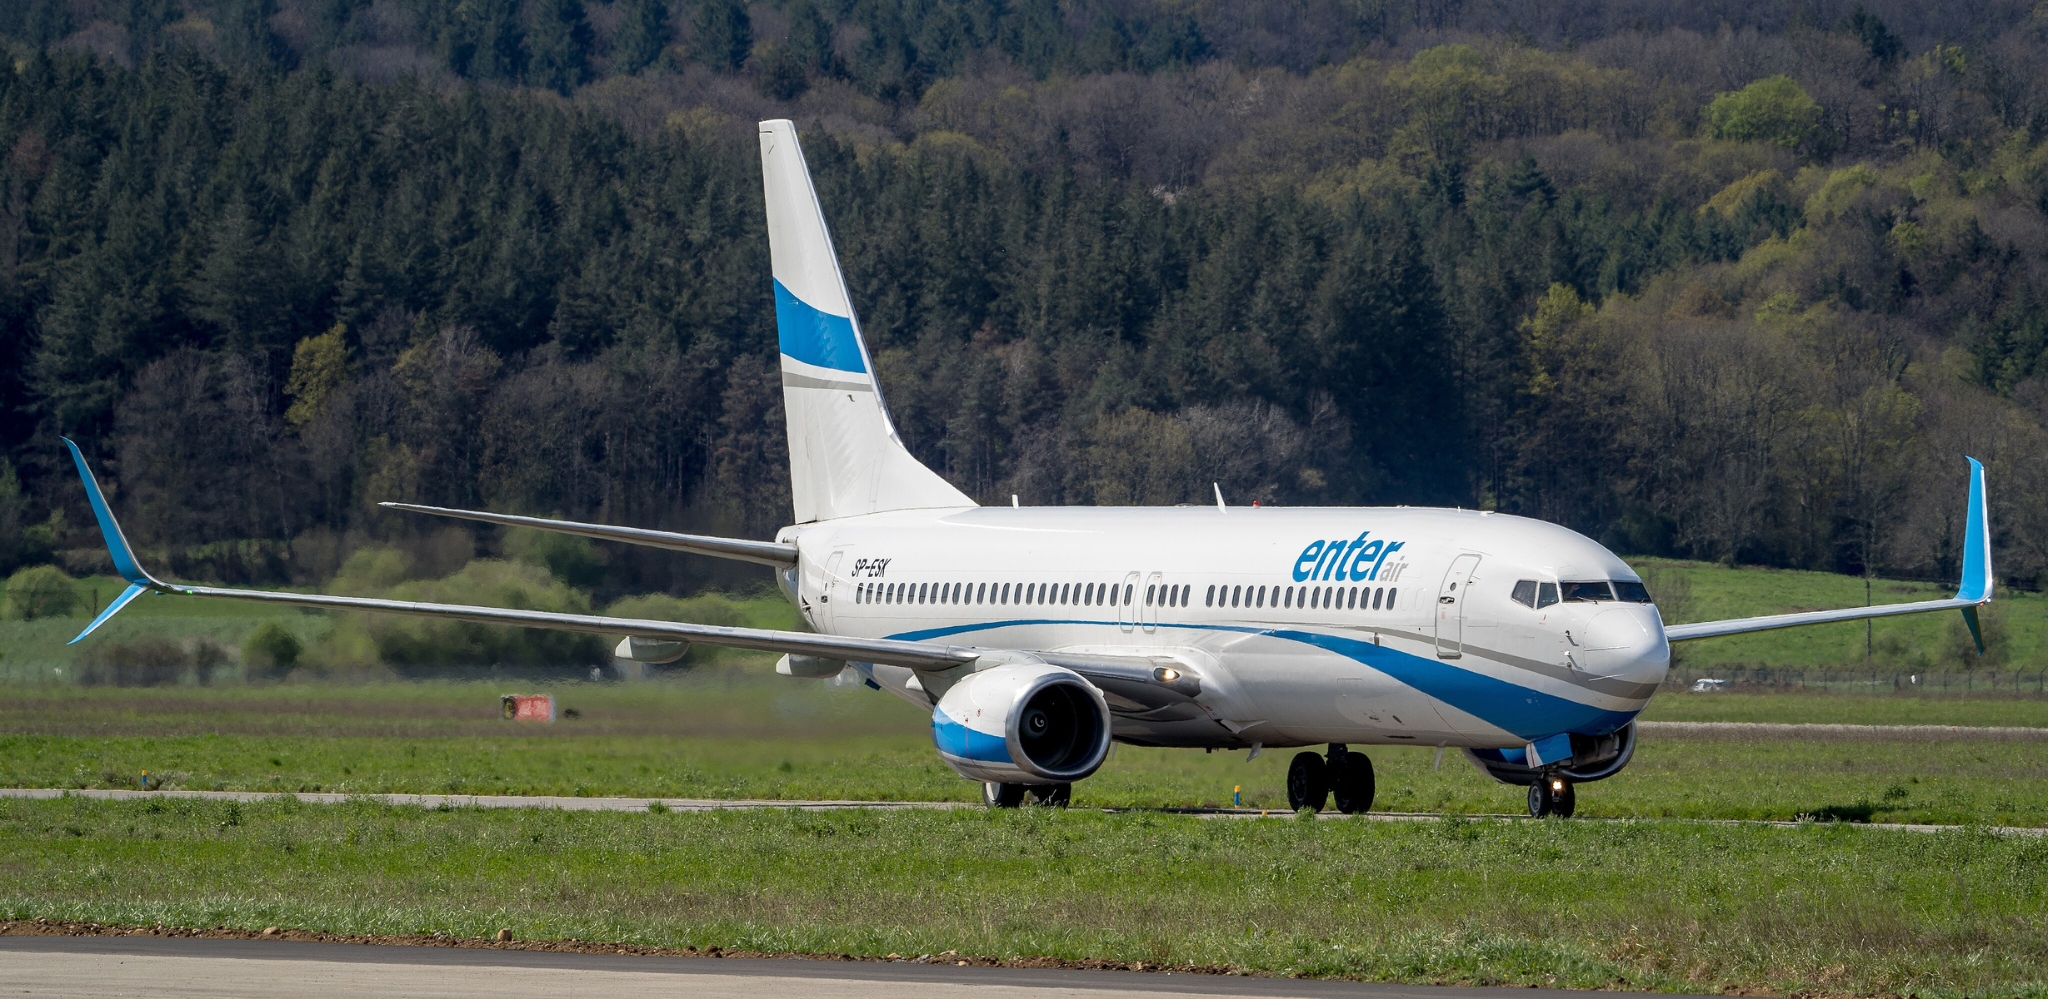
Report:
1292,533,1405,582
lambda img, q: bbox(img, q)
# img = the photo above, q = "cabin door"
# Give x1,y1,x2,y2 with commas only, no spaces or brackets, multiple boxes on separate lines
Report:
1434,554,1482,658
816,550,846,632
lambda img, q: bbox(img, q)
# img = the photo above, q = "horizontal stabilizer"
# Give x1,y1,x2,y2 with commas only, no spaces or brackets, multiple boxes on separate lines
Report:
379,503,796,568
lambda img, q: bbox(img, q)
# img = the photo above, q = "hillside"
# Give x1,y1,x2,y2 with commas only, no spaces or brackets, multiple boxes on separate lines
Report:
3,2,2048,603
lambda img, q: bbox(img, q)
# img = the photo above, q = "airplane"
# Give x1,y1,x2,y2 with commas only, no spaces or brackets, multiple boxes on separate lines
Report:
60,118,1996,818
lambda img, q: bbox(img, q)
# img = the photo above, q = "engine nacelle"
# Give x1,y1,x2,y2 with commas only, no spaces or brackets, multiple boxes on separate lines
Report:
930,663,1112,784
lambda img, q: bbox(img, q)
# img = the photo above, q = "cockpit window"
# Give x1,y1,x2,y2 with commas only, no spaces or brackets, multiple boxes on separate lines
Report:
1536,581,1559,608
1560,581,1614,602
1511,580,1537,607
1612,580,1653,603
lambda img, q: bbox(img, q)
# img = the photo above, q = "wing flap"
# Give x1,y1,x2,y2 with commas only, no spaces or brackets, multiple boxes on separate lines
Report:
379,503,797,568
167,583,977,670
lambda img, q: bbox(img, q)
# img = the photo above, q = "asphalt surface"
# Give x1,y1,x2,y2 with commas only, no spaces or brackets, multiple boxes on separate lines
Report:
0,936,1663,999
4,786,2043,835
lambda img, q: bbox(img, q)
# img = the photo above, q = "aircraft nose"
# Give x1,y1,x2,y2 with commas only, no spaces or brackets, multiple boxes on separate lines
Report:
1578,605,1670,689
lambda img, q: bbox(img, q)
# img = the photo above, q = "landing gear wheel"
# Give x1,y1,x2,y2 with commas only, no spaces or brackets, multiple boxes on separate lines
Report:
1527,776,1575,818
1028,783,1072,808
1329,751,1376,814
984,782,1026,808
1286,752,1328,812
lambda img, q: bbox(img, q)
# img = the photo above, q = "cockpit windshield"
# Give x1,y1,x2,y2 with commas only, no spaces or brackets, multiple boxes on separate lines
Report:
1560,581,1614,602
1611,580,1653,603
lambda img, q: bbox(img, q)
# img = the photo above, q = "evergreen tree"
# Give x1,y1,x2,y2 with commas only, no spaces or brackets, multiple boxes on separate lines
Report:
693,0,752,72
609,0,670,75
525,0,594,94
785,0,835,76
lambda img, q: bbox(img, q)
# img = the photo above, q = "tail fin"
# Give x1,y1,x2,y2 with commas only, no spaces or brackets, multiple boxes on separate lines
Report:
758,119,974,523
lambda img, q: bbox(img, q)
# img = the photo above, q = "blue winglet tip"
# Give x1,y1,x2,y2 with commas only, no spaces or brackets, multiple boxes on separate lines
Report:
1956,455,1992,604
68,581,150,644
60,436,154,588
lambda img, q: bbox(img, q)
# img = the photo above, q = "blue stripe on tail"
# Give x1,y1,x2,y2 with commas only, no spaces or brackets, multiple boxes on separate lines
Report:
774,279,867,374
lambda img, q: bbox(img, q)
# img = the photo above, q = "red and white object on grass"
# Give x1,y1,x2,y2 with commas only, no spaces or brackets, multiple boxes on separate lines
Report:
500,694,555,722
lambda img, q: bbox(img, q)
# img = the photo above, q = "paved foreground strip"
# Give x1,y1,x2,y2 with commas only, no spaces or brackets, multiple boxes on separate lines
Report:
0,935,1670,999
1636,720,2048,740
4,786,2041,835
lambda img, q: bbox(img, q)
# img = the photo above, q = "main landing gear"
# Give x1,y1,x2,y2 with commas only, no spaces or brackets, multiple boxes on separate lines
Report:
1285,745,1376,814
983,782,1071,808
1527,774,1576,818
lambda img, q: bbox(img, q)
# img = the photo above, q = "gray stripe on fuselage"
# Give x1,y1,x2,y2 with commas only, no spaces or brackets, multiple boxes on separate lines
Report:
782,370,874,392
1349,626,1659,701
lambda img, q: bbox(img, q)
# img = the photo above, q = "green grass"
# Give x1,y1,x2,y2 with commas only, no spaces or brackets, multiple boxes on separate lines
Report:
0,576,334,684
3,796,2044,997
5,679,2046,825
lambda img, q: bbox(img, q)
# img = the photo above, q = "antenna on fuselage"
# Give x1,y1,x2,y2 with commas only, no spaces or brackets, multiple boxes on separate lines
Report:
1214,483,1226,514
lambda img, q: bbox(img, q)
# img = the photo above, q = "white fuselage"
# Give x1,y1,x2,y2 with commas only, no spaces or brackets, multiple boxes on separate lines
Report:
780,504,1670,751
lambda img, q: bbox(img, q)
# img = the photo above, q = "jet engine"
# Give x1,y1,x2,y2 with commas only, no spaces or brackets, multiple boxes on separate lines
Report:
1463,722,1638,786
930,662,1112,784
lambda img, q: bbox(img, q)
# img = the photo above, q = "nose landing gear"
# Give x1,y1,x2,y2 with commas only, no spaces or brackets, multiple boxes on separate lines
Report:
1527,774,1575,818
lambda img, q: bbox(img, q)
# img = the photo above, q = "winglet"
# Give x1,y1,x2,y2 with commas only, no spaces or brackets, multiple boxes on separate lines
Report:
1955,456,1993,654
1955,457,1992,604
60,437,163,644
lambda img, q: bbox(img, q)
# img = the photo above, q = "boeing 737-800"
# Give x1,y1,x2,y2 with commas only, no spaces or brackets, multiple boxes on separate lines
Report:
61,119,1995,817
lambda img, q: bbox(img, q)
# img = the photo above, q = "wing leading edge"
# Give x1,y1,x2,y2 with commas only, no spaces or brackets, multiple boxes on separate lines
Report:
1662,457,1994,648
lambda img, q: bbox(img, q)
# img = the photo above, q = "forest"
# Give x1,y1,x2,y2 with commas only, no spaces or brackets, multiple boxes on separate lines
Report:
5,0,2048,607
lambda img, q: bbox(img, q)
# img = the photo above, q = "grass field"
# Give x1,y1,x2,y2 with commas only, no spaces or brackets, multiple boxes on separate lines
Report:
7,564,2048,994
3,795,2044,997
4,677,2045,825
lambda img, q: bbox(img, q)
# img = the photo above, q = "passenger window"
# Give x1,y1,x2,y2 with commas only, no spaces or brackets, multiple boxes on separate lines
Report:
1537,582,1558,608
1256,586,1266,608
1511,580,1537,608
1206,585,1215,607
1387,588,1397,608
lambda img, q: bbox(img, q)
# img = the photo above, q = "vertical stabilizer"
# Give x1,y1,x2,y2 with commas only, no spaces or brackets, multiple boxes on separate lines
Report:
758,119,975,523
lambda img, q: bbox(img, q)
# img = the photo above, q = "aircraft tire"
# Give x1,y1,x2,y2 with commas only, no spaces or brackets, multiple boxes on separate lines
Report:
1527,777,1576,818
984,782,1026,808
1553,780,1576,817
1330,751,1375,814
1286,752,1328,812
1028,783,1072,808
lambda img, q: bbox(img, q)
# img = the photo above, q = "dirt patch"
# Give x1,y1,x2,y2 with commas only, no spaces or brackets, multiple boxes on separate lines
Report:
0,918,1246,976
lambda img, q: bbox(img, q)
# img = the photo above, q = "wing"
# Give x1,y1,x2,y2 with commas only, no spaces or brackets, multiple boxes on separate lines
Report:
379,503,796,568
1662,457,1994,648
60,439,955,668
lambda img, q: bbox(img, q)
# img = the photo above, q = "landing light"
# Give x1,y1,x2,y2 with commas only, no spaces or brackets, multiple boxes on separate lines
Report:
1549,778,1567,793
1154,667,1182,683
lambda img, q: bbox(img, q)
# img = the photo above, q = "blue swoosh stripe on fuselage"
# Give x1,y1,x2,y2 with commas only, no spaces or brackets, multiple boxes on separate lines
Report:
886,618,1635,741
931,709,1009,762
774,279,867,374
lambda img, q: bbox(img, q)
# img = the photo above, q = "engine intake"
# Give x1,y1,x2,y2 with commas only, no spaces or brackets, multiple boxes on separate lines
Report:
930,663,1112,784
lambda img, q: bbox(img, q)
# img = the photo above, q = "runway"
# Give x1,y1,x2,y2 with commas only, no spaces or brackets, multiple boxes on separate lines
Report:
0,936,1658,999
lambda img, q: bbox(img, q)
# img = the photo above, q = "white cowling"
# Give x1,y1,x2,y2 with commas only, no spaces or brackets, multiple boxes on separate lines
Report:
929,663,1112,784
